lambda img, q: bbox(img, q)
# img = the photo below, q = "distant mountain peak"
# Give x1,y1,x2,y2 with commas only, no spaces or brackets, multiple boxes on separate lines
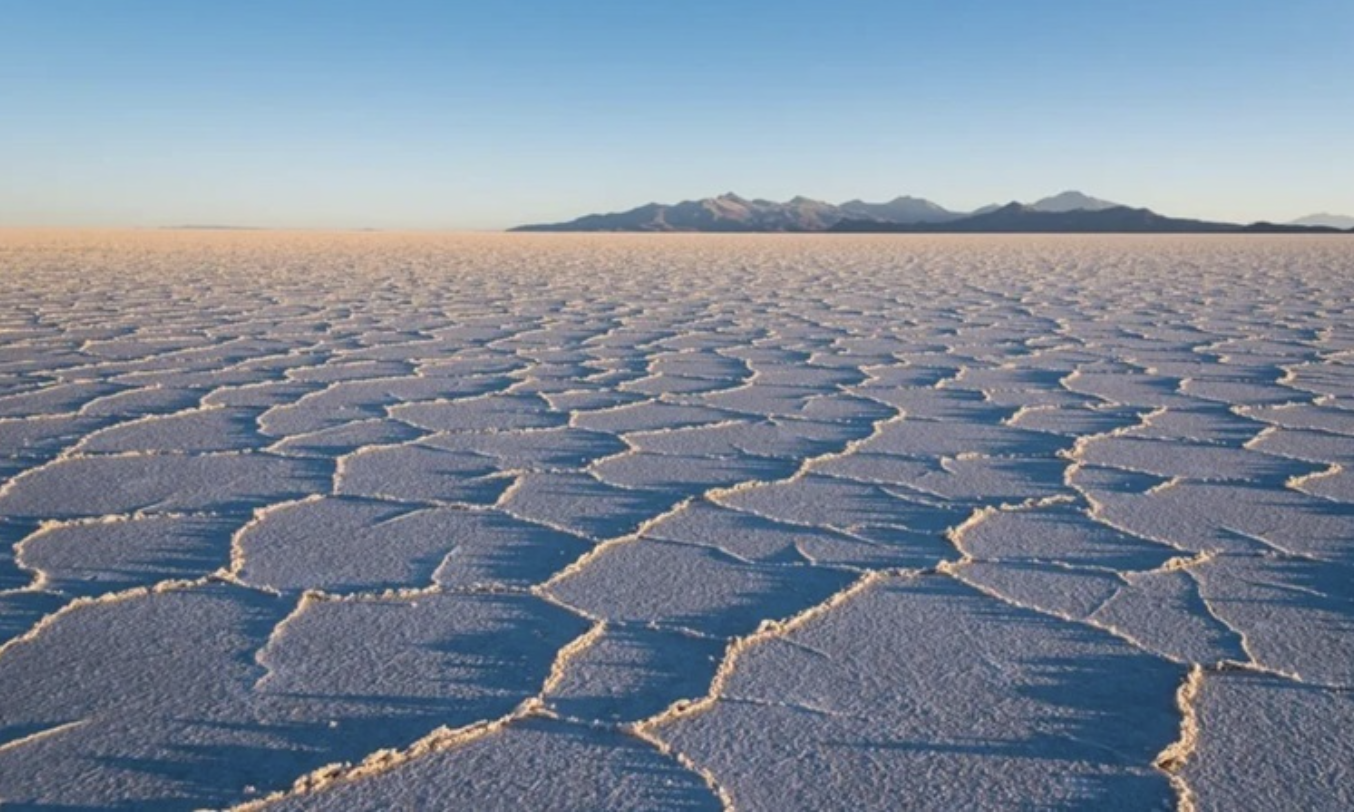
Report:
1029,191,1120,213
1290,213,1354,229
837,195,963,224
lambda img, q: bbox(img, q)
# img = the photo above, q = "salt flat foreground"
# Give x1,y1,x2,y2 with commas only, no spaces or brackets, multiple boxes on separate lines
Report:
0,231,1351,811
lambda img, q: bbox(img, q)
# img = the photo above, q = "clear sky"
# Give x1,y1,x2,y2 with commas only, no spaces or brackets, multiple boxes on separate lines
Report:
2,0,1351,229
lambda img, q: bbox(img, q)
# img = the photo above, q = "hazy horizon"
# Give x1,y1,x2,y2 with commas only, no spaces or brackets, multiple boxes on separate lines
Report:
3,0,1352,230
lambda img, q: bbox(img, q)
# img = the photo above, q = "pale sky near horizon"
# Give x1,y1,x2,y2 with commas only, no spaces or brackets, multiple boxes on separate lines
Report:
2,0,1352,230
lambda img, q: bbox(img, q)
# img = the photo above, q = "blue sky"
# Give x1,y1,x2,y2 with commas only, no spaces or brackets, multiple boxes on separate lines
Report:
2,0,1351,229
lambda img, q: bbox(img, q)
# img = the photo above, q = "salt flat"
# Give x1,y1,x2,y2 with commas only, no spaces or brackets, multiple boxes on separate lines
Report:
0,230,1351,810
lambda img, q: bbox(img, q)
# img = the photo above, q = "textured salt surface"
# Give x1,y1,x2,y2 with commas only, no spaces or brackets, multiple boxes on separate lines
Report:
0,231,1351,810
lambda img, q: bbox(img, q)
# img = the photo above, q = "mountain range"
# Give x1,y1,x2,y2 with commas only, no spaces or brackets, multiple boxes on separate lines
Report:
511,192,1352,234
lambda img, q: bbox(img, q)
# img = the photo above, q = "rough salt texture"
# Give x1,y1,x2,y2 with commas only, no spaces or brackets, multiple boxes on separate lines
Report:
0,230,1351,810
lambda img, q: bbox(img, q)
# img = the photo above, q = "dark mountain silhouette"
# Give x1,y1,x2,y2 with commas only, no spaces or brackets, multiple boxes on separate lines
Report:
513,194,1352,234
512,193,960,232
831,203,1238,233
1236,221,1348,234
833,204,1351,234
513,193,852,233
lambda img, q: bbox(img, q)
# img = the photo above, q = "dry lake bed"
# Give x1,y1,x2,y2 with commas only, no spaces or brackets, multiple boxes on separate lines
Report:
0,230,1351,810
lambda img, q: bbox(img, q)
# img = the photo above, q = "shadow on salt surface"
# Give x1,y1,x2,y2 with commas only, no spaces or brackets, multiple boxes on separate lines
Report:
434,514,595,590
1006,404,1144,437
1080,471,1354,563
391,393,569,433
1068,464,1174,495
0,453,332,520
590,452,800,497
0,584,588,810
894,455,1072,504
834,657,1164,763
425,427,630,470
836,654,1172,765
20,515,240,598
0,414,116,462
73,407,271,454
501,472,684,539
0,584,292,809
1297,465,1354,503
0,457,42,493
0,591,66,647
1076,435,1320,485
626,418,870,461
257,373,521,437
336,445,510,504
236,497,459,593
268,418,427,458
1271,556,1354,602
856,419,1070,460
548,538,856,639
264,717,722,812
547,626,726,722
1194,555,1354,684
0,519,38,590
0,381,128,419
959,503,1175,571
657,577,1180,811
852,385,1016,424
643,499,950,569
571,401,741,435
719,474,967,533
1182,671,1354,811
1121,402,1269,446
